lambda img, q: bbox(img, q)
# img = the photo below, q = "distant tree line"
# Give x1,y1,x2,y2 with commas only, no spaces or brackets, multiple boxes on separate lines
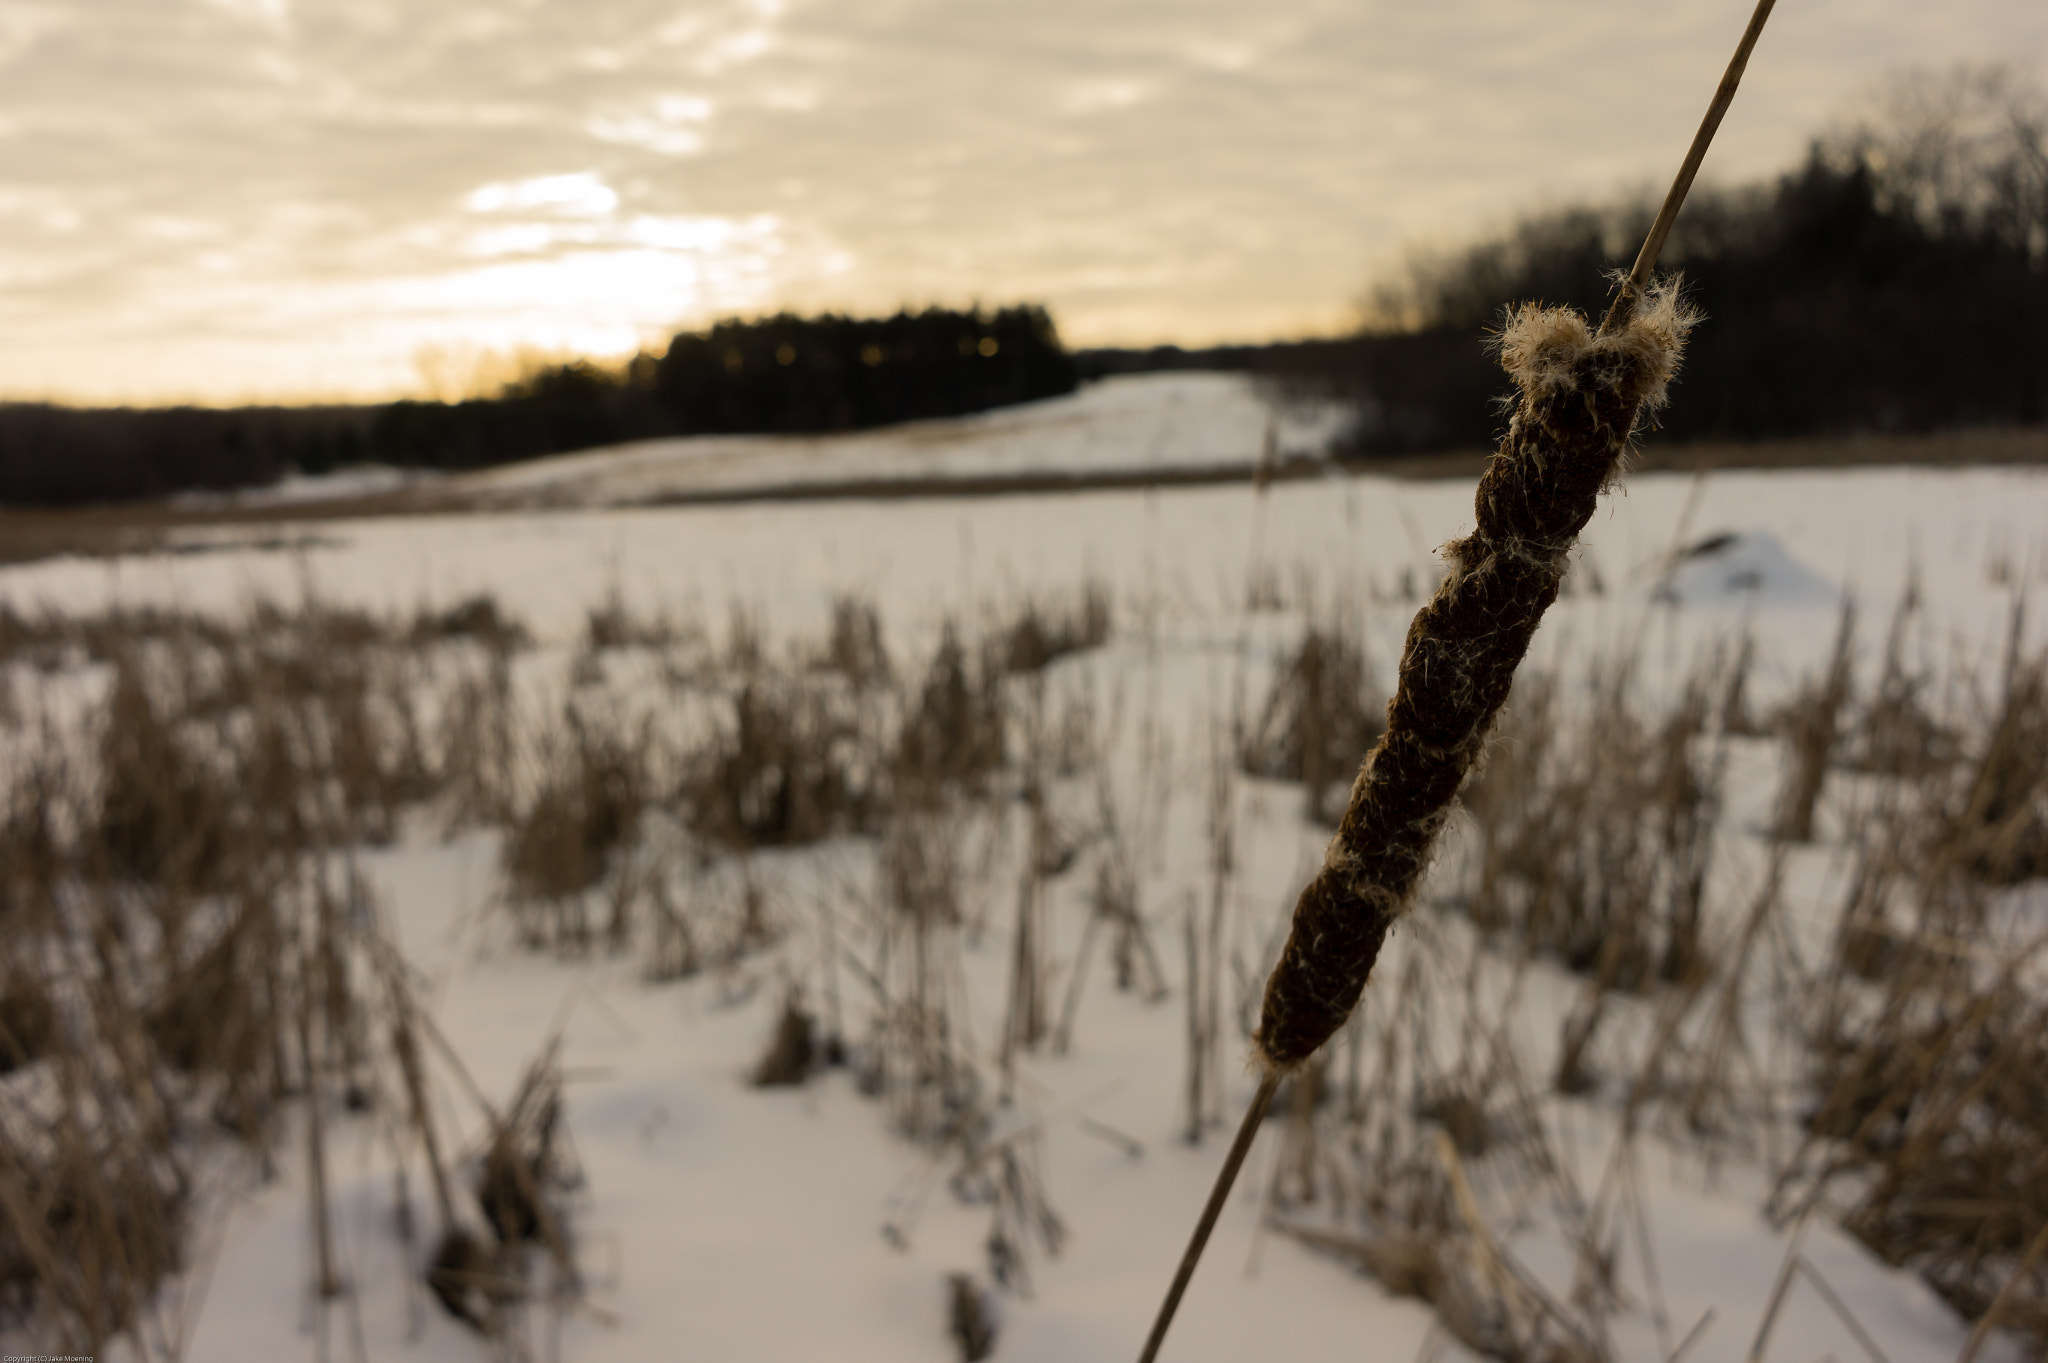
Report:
1261,67,2048,454
654,305,1077,433
0,404,379,507
0,305,1077,506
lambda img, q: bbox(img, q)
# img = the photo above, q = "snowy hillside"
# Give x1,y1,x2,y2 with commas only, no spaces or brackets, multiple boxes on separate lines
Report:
448,371,1349,509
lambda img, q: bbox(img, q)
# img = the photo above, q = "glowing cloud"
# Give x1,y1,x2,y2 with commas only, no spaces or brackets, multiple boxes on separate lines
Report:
465,173,620,218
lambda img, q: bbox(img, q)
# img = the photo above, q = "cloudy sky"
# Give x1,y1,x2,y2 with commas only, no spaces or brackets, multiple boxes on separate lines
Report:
2,0,2044,405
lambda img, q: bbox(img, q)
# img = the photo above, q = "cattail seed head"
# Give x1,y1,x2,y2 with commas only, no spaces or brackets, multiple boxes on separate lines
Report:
1253,281,1696,1074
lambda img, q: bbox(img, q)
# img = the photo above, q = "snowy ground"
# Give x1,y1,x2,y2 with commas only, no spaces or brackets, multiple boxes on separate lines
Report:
3,384,2045,1363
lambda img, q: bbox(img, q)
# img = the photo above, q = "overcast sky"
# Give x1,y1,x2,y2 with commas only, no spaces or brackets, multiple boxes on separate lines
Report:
1,0,2044,405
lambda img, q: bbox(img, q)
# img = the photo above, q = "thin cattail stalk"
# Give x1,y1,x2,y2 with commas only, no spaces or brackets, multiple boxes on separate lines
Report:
1603,0,1779,333
1135,1072,1280,1363
1134,1,1775,1352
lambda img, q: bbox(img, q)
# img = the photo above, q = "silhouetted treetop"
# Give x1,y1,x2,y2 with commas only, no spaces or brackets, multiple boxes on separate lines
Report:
653,305,1075,435
1291,65,2047,453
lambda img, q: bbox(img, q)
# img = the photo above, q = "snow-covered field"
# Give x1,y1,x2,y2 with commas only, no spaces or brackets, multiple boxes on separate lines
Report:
3,380,2045,1363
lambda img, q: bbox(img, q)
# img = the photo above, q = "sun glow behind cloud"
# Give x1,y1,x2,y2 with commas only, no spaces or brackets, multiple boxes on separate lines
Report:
0,0,2043,403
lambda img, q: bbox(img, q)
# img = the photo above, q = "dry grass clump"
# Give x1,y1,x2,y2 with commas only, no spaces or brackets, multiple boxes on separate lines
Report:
1771,599,1857,843
1844,585,1954,778
1,602,238,675
1793,908,2048,1349
895,626,1007,797
501,706,649,946
975,1138,1067,1296
0,602,88,671
1263,929,1620,1363
410,592,531,651
437,647,519,829
0,972,55,1074
0,1060,187,1354
752,989,819,1087
1936,623,2048,884
1281,1186,1599,1363
863,803,982,1141
147,895,288,1111
243,629,437,846
1459,660,1723,1006
581,583,683,655
392,1039,585,1341
0,749,68,928
68,598,450,864
947,1272,998,1362
819,593,893,689
640,866,709,983
0,876,287,1352
1240,619,1386,824
686,674,877,849
476,1048,577,1250
95,649,237,892
1759,630,2048,1351
861,793,1070,1319
1053,788,1169,1054
0,596,616,1354
994,583,1111,675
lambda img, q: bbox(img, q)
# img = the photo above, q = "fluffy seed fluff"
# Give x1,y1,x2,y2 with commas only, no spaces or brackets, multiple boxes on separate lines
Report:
1252,281,1694,1074
1494,277,1698,422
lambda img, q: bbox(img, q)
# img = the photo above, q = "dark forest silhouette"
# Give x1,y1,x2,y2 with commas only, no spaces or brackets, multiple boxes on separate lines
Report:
1262,68,2047,454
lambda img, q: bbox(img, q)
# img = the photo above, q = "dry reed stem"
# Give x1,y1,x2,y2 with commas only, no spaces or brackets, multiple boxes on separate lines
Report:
297,962,341,1301
1791,1256,1895,1363
1957,1218,2048,1363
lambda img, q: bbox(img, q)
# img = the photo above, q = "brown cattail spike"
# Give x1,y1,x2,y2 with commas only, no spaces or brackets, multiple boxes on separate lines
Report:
1254,283,1697,1074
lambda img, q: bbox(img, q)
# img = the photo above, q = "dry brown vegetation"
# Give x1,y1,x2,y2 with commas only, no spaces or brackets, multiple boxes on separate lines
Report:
0,595,625,1355
1234,584,2048,1361
0,584,1124,1357
1240,617,1385,825
1,567,2044,1359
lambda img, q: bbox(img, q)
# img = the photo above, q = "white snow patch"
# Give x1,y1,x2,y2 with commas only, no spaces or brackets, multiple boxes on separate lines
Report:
1654,529,1841,610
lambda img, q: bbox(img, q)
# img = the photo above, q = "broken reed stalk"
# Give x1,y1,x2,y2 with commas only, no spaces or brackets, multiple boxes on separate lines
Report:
1134,3,1772,1356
